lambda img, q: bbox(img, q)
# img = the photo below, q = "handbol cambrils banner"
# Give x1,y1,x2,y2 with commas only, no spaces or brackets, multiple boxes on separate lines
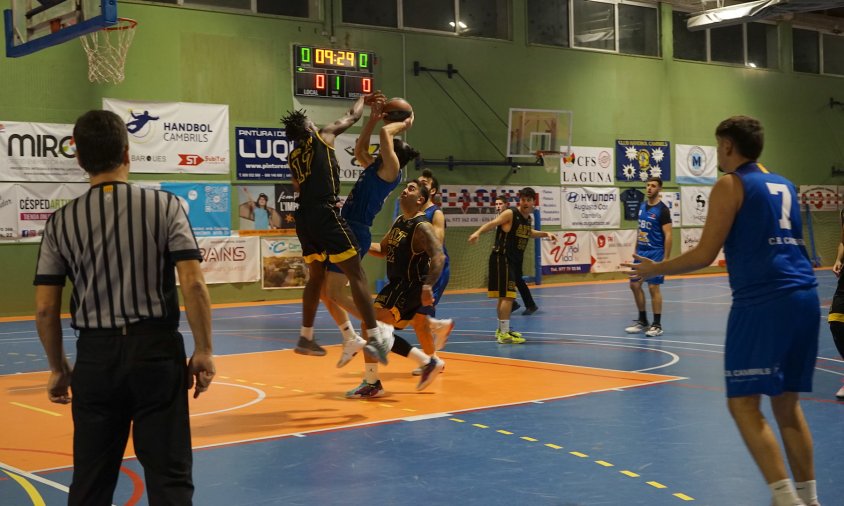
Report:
0,182,89,241
103,99,229,174
0,121,87,181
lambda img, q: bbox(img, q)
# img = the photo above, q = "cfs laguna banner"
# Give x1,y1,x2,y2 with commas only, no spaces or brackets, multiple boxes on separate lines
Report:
560,187,620,229
541,231,592,274
0,121,87,181
0,182,89,241
103,99,229,174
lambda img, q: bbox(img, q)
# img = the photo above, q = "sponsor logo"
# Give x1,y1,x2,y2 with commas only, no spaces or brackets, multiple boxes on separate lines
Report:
687,146,707,176
7,134,76,159
179,154,205,166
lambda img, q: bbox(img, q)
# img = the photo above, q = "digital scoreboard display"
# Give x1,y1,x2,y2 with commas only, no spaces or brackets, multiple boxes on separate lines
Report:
293,44,375,100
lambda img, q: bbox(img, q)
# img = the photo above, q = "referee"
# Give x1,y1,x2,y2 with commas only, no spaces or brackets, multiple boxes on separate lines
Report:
33,110,215,506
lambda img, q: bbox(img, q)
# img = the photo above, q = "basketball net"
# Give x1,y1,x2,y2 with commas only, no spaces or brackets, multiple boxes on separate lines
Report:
536,150,566,175
80,18,137,84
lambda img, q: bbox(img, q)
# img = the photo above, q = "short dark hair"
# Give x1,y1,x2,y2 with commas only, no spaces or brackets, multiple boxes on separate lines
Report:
494,195,507,204
394,138,420,169
411,178,430,204
715,115,764,160
421,168,439,192
518,187,537,200
646,176,663,187
73,110,128,175
280,109,310,143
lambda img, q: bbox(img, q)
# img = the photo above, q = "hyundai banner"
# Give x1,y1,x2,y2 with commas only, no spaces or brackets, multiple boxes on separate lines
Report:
560,187,620,229
103,99,230,174
0,121,87,181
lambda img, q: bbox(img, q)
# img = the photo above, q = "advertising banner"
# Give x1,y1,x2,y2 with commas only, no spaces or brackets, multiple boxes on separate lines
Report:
590,229,637,273
0,121,86,181
0,182,89,241
615,139,671,182
235,127,292,180
681,228,726,266
680,186,711,226
438,185,561,227
262,237,309,289
541,231,592,274
799,185,839,212
103,99,230,174
559,146,615,186
560,186,620,229
675,144,717,185
195,236,260,284
236,184,298,235
661,191,682,227
160,182,231,237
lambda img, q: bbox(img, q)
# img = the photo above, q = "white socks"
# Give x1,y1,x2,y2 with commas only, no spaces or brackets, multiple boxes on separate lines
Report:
499,320,510,333
364,363,378,384
408,347,429,367
769,479,804,506
795,480,819,506
338,321,356,342
301,326,314,340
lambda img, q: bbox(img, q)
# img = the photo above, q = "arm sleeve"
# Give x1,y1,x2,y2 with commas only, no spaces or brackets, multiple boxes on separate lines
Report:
33,215,67,285
659,203,672,226
164,192,203,263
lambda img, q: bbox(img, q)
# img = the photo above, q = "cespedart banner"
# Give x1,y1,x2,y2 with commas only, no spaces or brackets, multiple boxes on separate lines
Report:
0,182,89,241
103,99,229,174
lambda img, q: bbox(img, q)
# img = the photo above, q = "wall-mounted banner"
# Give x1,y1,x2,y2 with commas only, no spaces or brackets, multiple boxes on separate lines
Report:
196,236,260,284
560,186,620,229
235,127,292,180
660,191,682,227
160,182,231,237
799,185,839,212
675,144,717,185
541,231,592,274
560,146,615,186
0,182,89,241
615,140,671,182
681,228,725,267
334,134,381,182
262,237,309,289
590,229,637,273
680,186,711,226
0,121,87,181
438,185,561,227
236,184,298,235
103,99,229,174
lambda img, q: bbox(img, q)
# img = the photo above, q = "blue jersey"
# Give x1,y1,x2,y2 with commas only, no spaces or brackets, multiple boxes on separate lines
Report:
636,201,671,253
341,159,401,227
724,162,817,307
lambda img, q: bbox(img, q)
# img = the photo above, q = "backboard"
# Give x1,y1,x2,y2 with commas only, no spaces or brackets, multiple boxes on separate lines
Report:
507,108,573,158
5,0,117,57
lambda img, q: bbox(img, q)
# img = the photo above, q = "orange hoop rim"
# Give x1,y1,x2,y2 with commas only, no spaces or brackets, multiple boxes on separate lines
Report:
102,17,138,31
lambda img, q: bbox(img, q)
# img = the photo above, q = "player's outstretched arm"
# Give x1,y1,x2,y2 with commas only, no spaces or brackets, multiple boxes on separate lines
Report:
321,93,374,145
355,93,386,168
468,209,512,243
377,117,413,182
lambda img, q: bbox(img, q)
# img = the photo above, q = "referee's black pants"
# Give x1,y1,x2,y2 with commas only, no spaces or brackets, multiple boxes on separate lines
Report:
511,258,536,309
69,329,193,506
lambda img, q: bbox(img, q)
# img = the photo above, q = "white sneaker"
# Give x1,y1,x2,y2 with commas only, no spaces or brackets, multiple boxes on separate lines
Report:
336,335,366,368
625,320,647,333
428,317,454,351
644,324,663,337
364,322,393,365
836,384,844,400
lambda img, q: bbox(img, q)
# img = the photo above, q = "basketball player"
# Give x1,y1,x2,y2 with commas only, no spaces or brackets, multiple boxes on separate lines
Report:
281,95,390,364
626,116,821,506
494,194,538,315
346,179,447,398
827,218,844,400
468,187,553,344
625,176,672,337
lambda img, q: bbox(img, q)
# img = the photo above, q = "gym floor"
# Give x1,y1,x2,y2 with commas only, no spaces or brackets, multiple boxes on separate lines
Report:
1,271,841,505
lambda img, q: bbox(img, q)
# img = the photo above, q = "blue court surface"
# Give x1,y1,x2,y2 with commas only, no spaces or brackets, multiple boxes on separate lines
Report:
1,271,842,505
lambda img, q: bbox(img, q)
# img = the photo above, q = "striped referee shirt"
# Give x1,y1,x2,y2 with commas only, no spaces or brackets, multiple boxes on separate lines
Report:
33,182,202,330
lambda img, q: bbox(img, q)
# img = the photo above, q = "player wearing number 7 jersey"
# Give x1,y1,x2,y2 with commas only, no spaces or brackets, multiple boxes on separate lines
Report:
624,116,820,506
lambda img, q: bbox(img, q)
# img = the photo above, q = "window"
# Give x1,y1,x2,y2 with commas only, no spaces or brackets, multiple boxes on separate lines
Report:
573,0,615,51
527,0,569,47
618,3,659,56
459,0,509,39
793,28,820,74
342,0,397,27
403,0,455,32
185,0,251,9
710,24,743,64
135,0,318,18
672,11,706,61
823,33,844,76
746,22,778,69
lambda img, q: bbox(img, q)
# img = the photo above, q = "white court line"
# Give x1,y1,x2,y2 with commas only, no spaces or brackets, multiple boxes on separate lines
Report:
190,382,266,417
0,460,73,496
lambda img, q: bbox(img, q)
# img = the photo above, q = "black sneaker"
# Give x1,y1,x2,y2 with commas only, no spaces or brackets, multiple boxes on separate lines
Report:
294,336,326,356
523,306,538,315
512,300,521,311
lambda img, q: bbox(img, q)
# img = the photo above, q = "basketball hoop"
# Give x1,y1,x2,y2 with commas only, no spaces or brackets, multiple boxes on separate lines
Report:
535,150,566,174
80,18,137,84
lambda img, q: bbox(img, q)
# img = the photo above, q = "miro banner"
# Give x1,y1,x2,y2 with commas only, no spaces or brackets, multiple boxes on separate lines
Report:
103,99,230,174
0,121,87,181
615,140,671,182
675,144,717,185
541,231,592,274
235,127,292,180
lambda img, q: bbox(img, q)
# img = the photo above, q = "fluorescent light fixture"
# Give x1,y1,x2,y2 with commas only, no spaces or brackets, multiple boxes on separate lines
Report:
449,21,468,29
687,0,844,31
747,62,758,67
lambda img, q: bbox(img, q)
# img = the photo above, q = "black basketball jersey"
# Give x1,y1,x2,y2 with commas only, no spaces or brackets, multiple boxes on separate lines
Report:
493,207,532,263
288,131,341,205
384,214,430,282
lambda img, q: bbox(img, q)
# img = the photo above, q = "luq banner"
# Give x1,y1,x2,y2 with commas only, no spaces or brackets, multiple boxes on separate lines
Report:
0,182,89,241
541,231,592,274
560,186,620,229
589,229,637,273
195,236,261,284
0,121,87,181
102,99,230,174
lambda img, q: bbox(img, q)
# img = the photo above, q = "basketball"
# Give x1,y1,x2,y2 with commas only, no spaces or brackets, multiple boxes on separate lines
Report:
383,97,413,123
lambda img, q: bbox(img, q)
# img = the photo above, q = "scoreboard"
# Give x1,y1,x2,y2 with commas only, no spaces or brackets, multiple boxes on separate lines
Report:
293,44,375,100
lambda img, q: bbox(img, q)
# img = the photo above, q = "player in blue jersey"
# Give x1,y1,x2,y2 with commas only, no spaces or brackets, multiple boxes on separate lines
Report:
625,176,672,337
626,116,821,506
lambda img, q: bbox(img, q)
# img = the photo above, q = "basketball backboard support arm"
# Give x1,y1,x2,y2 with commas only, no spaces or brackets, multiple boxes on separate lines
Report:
5,0,117,58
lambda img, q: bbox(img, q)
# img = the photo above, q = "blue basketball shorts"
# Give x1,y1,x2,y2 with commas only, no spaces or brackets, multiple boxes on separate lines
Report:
724,287,820,398
632,248,665,285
